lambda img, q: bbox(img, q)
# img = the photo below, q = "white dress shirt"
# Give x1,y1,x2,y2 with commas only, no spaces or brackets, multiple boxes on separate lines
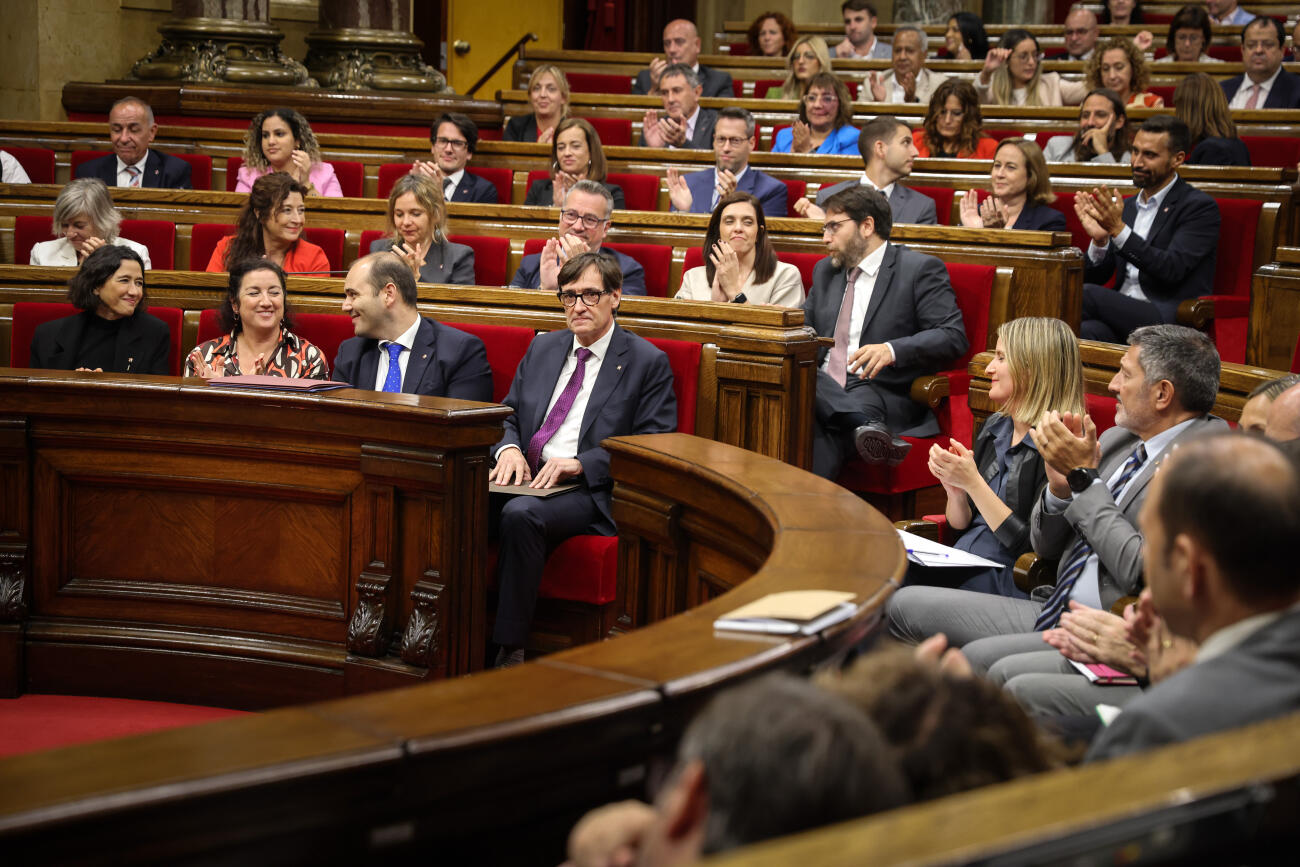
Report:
442,168,466,198
1195,603,1299,663
1044,417,1197,610
373,314,421,392
711,165,747,209
820,239,892,378
116,153,149,187
857,173,895,200
1229,65,1282,109
1087,174,1178,302
676,105,702,150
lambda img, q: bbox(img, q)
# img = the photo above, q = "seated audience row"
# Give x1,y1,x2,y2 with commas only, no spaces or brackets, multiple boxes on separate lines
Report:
31,178,153,268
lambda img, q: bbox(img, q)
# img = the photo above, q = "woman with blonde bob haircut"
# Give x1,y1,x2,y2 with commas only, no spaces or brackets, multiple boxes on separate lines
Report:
504,65,570,143
923,317,1084,597
768,34,832,100
368,173,475,284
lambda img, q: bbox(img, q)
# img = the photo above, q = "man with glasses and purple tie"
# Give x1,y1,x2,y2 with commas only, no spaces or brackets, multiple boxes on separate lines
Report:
489,251,677,667
74,97,192,190
509,180,646,294
887,325,1226,683
333,251,493,399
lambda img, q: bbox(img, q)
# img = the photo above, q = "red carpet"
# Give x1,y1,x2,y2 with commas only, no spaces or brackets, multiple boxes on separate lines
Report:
0,694,250,758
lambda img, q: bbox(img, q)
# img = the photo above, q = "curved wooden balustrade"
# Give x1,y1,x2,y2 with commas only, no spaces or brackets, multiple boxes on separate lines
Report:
0,430,904,864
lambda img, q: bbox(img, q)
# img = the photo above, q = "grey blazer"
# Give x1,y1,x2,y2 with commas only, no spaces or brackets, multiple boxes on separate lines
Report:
816,180,938,225
1086,609,1300,761
369,236,476,285
1030,415,1227,609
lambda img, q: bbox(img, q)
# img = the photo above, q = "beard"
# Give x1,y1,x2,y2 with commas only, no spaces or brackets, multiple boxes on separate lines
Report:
829,234,869,270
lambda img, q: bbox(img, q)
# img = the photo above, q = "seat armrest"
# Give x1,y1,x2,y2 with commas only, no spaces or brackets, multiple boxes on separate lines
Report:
894,519,938,541
910,373,950,409
1177,295,1250,330
1014,552,1057,595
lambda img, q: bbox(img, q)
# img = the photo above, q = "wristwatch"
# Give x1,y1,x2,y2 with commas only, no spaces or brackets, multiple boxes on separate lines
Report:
1067,467,1101,494
731,292,748,304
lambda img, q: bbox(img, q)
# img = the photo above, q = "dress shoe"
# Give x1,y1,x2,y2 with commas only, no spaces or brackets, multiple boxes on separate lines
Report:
852,423,912,467
494,646,526,668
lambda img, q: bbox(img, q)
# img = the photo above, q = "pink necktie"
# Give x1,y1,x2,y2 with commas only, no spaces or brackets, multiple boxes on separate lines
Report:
1246,84,1262,109
125,165,141,187
828,267,862,388
527,347,593,472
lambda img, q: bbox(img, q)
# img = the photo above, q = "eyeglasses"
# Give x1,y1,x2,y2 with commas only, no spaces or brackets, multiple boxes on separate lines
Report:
822,217,853,235
713,136,749,148
434,137,468,150
560,209,609,229
803,93,838,104
557,288,613,307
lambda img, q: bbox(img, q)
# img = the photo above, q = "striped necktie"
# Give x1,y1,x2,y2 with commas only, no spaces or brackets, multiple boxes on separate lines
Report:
125,165,141,187
1034,443,1148,630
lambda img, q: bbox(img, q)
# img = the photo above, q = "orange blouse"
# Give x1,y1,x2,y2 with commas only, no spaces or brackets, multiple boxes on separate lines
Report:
205,236,331,275
912,128,1000,160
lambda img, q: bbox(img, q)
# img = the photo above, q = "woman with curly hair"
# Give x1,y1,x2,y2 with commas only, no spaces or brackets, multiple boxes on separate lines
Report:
915,79,998,159
747,11,797,57
771,72,858,155
206,173,330,274
767,35,831,100
1086,37,1164,108
235,107,342,197
976,29,1087,106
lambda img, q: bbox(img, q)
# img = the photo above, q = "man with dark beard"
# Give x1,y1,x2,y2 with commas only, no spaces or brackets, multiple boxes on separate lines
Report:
1042,89,1129,164
803,186,967,479
1073,116,1220,343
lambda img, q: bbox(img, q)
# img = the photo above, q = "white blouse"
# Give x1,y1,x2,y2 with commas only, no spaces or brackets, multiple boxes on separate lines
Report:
29,236,153,269
676,259,804,307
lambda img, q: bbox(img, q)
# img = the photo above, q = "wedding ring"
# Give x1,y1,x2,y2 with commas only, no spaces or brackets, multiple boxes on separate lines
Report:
1093,631,1100,642
1161,639,1173,649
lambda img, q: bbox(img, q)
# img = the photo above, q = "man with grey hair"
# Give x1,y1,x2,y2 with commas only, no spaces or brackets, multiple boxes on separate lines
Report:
665,107,787,217
509,180,646,294
640,64,718,150
863,25,948,104
74,97,192,189
565,674,909,864
889,324,1226,675
633,18,733,98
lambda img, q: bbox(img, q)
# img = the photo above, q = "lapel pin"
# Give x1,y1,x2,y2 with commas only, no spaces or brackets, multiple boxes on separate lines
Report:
617,365,623,370
422,353,428,359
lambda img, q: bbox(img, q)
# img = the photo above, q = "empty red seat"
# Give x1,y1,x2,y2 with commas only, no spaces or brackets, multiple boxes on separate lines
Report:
585,117,632,147
606,172,659,211
1148,85,1175,107
328,161,364,198
911,186,956,226
377,163,413,199
225,156,244,191
4,146,56,184
603,242,673,297
781,178,808,217
1240,136,1300,169
1182,198,1262,364
14,215,55,265
752,79,784,99
118,219,176,270
447,234,511,286
565,72,633,95
777,251,822,296
175,153,213,190
190,223,236,270
443,321,536,403
301,227,344,273
466,166,512,204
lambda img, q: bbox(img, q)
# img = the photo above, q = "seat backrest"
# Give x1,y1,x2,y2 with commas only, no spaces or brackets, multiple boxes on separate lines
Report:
1085,392,1118,434
1049,191,1093,252
447,234,511,286
910,186,955,226
1240,136,1300,169
148,306,185,375
226,156,244,191
358,229,386,262
465,166,512,204
525,169,549,194
731,79,747,99
12,302,76,367
377,163,413,199
1148,85,1175,107
606,172,659,211
777,251,823,296
6,146,56,184
119,219,176,270
682,246,704,280
301,227,345,272
565,72,633,95
443,321,535,403
70,150,111,176
943,262,996,372
781,179,808,217
643,337,702,434
585,117,632,147
522,237,546,257
328,161,364,198
15,215,56,265
1212,198,1262,299
602,242,672,297
196,307,223,344
189,223,237,270
174,153,213,191
292,313,357,374
985,128,1022,142
752,79,783,98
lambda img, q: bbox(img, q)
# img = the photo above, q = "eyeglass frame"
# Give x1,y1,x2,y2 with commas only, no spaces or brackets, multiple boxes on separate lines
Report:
560,208,611,230
556,287,615,307
433,136,469,150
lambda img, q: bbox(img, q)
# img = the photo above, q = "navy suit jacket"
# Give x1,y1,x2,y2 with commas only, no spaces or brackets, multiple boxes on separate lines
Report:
1083,177,1220,321
510,248,647,295
1221,68,1300,108
332,316,493,401
634,65,733,98
30,310,172,374
448,170,499,204
74,149,192,189
674,167,788,217
1010,203,1068,232
495,323,677,524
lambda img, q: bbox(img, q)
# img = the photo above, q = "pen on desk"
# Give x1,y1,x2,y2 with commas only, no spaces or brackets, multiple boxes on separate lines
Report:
906,548,950,558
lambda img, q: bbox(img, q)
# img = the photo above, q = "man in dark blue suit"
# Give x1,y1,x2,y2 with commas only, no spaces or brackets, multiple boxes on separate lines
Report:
1221,17,1300,109
411,112,499,204
510,180,647,294
665,107,788,218
1074,116,1220,343
333,252,493,400
488,251,677,666
632,19,733,98
74,97,192,190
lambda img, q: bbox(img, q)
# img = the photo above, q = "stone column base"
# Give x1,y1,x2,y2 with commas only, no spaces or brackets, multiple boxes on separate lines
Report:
304,28,448,92
131,17,316,87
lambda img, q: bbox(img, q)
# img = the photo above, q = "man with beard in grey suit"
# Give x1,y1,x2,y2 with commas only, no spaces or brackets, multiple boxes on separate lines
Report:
795,117,937,226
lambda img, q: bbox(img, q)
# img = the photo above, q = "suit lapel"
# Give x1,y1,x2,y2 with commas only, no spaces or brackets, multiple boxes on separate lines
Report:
858,244,896,339
144,150,163,187
1145,178,1184,245
423,241,447,281
357,340,381,389
54,313,88,369
402,318,434,394
579,326,627,443
528,332,573,437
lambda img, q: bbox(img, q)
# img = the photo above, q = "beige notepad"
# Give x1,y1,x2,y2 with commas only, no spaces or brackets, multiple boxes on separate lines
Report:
714,590,857,635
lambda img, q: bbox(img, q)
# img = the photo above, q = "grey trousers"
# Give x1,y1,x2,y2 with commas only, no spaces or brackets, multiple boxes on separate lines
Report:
886,585,1044,671
988,650,1143,717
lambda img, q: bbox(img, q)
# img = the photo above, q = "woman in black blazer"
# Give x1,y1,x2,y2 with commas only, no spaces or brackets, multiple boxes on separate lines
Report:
959,138,1067,233
523,118,625,210
368,172,476,285
503,65,569,144
1176,73,1252,168
29,245,171,375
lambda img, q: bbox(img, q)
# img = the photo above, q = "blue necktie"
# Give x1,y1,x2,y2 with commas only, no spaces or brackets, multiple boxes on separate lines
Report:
381,342,403,393
1034,443,1148,630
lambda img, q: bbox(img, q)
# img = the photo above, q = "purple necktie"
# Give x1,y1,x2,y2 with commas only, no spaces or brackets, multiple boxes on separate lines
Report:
828,267,862,387
526,347,593,472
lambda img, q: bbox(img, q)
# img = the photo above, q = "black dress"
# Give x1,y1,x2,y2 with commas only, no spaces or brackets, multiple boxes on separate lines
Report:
1187,136,1252,167
524,178,626,210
